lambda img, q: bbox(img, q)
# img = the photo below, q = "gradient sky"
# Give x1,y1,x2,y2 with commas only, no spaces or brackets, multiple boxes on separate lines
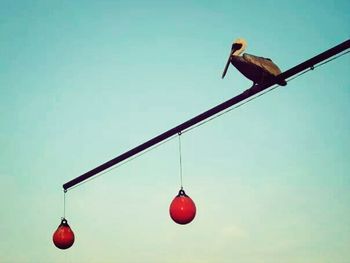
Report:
0,0,349,262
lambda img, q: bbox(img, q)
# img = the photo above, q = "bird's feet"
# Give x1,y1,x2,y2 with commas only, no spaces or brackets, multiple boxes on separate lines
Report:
243,83,258,96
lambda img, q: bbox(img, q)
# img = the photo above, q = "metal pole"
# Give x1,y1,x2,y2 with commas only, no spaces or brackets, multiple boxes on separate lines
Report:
63,39,350,191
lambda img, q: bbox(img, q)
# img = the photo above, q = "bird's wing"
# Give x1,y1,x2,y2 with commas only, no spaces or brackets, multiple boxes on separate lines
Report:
243,53,282,76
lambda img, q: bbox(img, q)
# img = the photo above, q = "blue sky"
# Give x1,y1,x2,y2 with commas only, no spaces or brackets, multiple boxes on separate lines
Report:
0,0,349,262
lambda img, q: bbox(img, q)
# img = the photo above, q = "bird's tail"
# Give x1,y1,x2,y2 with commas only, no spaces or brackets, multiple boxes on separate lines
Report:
276,75,287,86
277,79,287,86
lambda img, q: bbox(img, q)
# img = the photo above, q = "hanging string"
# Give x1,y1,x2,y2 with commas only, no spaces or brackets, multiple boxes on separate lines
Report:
178,132,183,189
63,190,67,219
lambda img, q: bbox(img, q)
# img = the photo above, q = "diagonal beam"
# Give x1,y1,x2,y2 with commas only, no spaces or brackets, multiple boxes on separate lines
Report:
63,39,349,191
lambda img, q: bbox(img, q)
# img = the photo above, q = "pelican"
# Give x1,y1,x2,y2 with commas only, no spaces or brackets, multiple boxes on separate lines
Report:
222,38,287,87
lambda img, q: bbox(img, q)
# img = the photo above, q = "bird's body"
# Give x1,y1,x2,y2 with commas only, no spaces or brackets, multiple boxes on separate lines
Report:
222,39,287,87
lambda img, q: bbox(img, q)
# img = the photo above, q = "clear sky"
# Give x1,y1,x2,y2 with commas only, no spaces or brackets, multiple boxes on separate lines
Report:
0,0,349,262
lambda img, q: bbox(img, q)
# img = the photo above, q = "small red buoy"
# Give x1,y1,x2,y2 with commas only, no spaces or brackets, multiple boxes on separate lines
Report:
53,218,75,249
169,189,196,225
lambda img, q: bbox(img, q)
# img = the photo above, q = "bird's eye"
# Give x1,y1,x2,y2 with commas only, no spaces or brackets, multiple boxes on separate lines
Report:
232,43,243,50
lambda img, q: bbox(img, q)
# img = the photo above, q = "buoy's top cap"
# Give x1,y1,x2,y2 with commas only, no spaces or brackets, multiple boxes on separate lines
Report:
177,189,188,197
60,218,69,226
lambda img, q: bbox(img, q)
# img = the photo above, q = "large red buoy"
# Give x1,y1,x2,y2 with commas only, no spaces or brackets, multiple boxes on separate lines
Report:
169,189,196,225
53,218,75,249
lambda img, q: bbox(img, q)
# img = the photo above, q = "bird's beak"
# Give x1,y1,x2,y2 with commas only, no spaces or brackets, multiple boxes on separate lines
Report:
221,51,232,79
222,43,242,79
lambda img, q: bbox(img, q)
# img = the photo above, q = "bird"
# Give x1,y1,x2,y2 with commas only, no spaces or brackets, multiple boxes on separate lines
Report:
221,38,287,87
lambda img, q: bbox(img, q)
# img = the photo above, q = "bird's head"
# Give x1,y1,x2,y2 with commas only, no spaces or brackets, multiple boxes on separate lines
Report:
221,38,247,79
231,38,247,56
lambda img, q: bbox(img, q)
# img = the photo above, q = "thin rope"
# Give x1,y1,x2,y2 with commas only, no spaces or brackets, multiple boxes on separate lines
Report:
66,135,178,191
66,48,349,191
63,190,67,219
182,84,279,134
178,132,184,189
182,49,349,134
287,50,350,82
315,50,349,68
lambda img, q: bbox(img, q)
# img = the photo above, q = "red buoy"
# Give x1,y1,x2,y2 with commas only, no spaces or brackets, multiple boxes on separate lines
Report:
53,218,75,249
169,189,196,225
